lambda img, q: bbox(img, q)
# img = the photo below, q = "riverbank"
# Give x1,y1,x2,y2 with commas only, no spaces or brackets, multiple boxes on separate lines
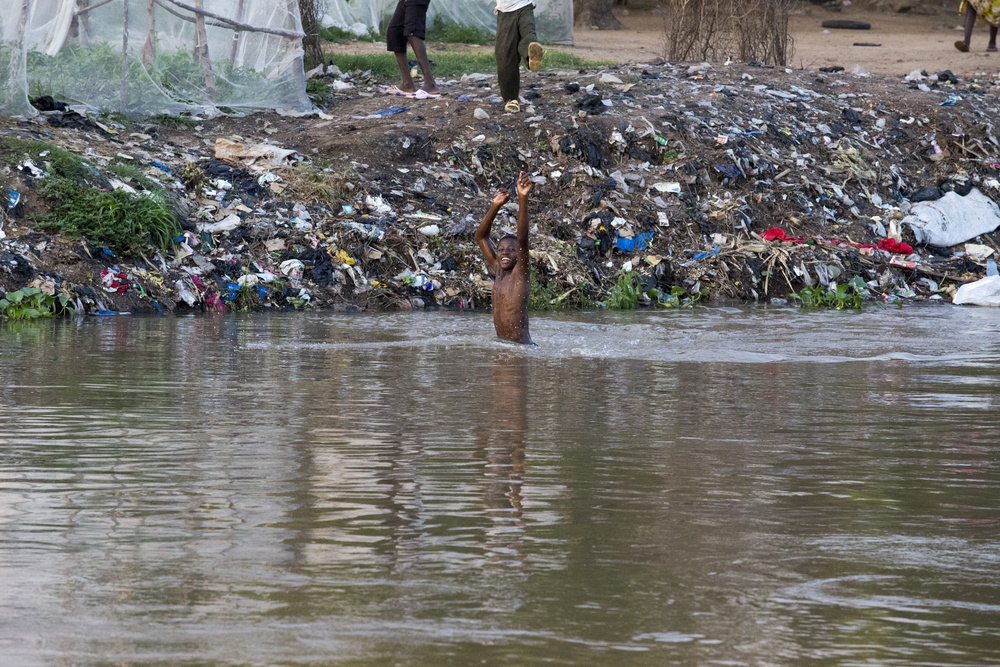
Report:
3,16,1000,315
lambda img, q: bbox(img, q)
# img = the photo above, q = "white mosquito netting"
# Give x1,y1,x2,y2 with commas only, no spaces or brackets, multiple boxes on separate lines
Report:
322,0,574,46
1,0,311,117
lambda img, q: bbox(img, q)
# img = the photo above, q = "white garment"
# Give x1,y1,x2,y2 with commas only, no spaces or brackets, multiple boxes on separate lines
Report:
494,0,534,14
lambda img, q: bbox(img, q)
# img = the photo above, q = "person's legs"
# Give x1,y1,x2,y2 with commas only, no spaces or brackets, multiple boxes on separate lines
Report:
515,8,543,72
989,23,998,51
495,10,521,103
387,1,417,92
956,4,976,51
408,36,438,94
401,1,437,94
394,52,417,93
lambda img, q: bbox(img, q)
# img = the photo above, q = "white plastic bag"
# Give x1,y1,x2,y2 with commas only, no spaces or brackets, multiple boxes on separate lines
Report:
953,275,1000,306
902,188,1000,247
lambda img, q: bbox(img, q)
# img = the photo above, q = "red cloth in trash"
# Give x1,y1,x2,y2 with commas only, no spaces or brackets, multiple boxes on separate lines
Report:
876,238,913,254
761,227,804,243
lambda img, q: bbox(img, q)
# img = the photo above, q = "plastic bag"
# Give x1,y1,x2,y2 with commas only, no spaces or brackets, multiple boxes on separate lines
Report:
952,275,1000,306
902,188,1000,247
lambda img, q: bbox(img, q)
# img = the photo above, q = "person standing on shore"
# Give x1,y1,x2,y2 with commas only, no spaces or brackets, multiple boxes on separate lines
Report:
955,0,1000,52
493,1,544,113
475,172,534,345
386,0,441,98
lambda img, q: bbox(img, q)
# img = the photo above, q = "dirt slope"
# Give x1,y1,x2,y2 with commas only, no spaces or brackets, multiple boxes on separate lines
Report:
2,12,999,315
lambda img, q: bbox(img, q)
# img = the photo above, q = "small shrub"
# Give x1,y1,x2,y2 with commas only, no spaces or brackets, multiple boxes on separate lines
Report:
789,280,863,310
0,287,74,320
649,284,702,308
605,271,643,309
39,179,181,257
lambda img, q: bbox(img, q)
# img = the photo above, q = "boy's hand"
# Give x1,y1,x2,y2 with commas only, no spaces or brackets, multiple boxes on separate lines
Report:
493,188,510,207
516,171,531,199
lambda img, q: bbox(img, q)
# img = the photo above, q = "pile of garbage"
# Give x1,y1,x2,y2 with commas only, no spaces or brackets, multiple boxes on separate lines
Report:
4,56,1000,315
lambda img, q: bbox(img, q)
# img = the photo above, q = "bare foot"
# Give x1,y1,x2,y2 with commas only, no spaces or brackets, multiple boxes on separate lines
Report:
989,44,998,52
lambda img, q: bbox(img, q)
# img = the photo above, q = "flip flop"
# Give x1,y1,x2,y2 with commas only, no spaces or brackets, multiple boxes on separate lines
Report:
386,86,415,98
414,89,441,100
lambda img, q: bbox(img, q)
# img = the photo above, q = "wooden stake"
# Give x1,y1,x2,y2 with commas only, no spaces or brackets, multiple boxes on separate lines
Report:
285,0,310,110
147,0,157,59
121,0,130,112
193,0,217,101
230,0,246,63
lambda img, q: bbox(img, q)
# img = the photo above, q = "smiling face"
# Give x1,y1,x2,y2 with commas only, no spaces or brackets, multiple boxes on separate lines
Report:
497,237,518,271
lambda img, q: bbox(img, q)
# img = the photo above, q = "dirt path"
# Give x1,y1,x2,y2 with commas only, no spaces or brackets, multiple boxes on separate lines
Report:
572,6,995,77
335,6,998,78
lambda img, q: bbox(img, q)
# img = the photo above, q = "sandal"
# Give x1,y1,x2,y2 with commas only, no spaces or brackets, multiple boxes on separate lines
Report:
504,99,520,113
386,85,415,98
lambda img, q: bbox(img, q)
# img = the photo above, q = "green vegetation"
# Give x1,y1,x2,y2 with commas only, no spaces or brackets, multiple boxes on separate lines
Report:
649,285,702,308
426,19,493,46
320,25,379,42
105,159,161,192
39,179,181,257
146,113,198,129
306,78,342,105
604,271,702,309
789,279,865,310
0,288,74,320
1,137,180,258
330,49,599,80
227,282,264,312
0,137,95,183
529,272,594,310
604,271,644,309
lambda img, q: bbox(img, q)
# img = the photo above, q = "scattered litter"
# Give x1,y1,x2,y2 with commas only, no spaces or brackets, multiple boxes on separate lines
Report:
3,56,1000,316
351,106,408,120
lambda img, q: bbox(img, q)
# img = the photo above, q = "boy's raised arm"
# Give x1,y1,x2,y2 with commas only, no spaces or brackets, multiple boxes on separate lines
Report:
475,188,510,272
515,172,531,271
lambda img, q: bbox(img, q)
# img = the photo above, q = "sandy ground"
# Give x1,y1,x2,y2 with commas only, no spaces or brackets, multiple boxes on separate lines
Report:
572,6,996,77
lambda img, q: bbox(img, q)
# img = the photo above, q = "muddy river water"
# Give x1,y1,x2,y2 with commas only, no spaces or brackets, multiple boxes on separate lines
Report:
2,306,999,666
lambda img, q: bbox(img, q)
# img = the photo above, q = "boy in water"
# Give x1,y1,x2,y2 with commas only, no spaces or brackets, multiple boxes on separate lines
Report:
475,171,533,345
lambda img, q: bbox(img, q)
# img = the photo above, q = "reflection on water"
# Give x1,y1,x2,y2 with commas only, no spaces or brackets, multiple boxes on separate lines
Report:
1,307,1000,666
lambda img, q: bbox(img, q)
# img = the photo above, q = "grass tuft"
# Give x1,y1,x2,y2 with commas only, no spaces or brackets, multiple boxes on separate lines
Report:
39,179,181,257
330,49,600,80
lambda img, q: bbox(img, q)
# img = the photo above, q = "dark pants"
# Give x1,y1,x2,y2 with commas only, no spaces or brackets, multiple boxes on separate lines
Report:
495,5,537,103
387,0,430,53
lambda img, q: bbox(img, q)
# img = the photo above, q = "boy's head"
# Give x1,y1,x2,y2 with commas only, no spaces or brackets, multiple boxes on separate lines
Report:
497,234,518,270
